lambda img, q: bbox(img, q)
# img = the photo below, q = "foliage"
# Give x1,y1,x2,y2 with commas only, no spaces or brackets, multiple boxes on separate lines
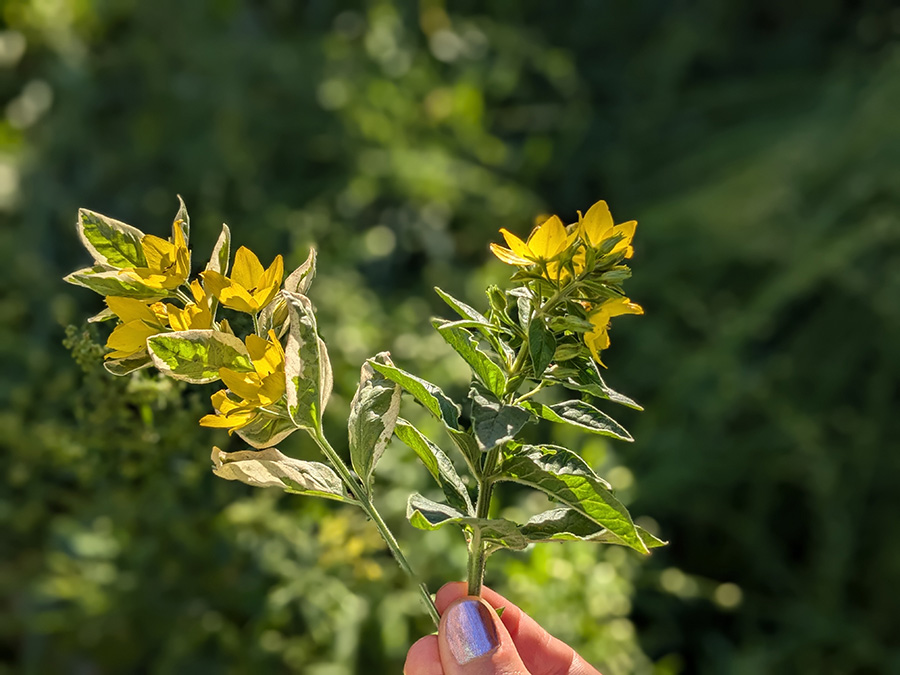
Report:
2,1,899,674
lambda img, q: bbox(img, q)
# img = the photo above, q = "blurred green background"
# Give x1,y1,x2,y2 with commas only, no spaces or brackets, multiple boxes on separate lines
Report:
2,1,899,673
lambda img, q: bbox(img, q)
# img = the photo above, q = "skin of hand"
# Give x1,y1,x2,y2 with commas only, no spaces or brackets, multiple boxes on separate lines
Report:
404,583,602,675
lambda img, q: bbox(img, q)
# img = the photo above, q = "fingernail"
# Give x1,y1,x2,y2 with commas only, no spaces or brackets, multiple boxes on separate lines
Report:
444,599,500,664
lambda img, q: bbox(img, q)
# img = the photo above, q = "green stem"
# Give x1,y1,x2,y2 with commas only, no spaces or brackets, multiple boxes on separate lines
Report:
252,312,262,336
312,428,441,628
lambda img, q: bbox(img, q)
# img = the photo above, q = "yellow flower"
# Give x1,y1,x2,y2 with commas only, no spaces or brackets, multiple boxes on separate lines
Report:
201,246,284,314
490,215,571,266
104,296,169,360
166,280,213,331
578,200,637,259
199,330,286,433
584,297,644,364
127,225,191,290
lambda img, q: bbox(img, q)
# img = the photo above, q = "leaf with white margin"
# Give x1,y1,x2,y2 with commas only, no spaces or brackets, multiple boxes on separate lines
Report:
368,361,461,430
233,411,298,450
406,493,528,550
520,399,632,441
76,209,147,268
173,195,190,244
349,352,402,491
147,330,253,384
284,248,317,295
394,419,473,515
205,223,231,275
64,266,164,299
520,508,666,549
211,447,352,503
283,292,332,430
498,444,647,553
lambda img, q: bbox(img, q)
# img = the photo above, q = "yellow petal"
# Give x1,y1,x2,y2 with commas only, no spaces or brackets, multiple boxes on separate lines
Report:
141,234,174,271
602,297,644,318
200,270,229,299
580,200,614,247
610,220,637,255
189,279,206,304
231,246,264,290
490,242,531,266
218,285,258,314
219,367,262,401
106,296,156,324
257,371,286,405
245,334,270,362
499,228,533,261
527,215,567,258
105,319,156,358
166,304,189,331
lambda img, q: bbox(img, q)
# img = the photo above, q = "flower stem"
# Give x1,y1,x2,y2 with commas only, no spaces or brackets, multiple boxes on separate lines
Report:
312,427,441,628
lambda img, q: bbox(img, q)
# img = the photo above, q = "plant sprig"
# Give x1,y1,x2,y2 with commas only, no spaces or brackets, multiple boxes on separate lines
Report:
64,195,664,627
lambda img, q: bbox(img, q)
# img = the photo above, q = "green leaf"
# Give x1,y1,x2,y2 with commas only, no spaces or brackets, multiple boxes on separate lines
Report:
498,444,647,553
470,383,530,452
284,248,317,294
234,410,298,450
434,320,506,397
394,419,473,514
349,352,402,491
434,286,490,324
147,330,253,384
173,195,190,244
205,223,231,275
369,361,460,430
103,353,152,376
528,318,556,378
520,508,665,549
64,266,165,300
211,447,352,503
552,359,642,410
446,427,483,479
76,209,147,268
284,292,333,430
406,493,528,550
520,399,632,441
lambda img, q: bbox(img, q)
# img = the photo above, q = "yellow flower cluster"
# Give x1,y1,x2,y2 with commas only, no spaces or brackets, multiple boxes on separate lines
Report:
83,209,290,441
199,330,287,433
490,199,643,363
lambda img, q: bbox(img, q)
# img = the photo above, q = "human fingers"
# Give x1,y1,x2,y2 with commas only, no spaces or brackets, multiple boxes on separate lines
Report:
438,596,531,675
436,583,600,675
404,635,444,675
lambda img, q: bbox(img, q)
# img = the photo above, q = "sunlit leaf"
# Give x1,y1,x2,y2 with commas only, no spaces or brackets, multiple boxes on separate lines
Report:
205,223,231,275
64,266,164,300
284,248,317,295
406,493,528,550
284,292,332,430
147,330,253,384
349,352,402,491
434,320,506,397
498,444,647,553
369,360,460,430
470,382,530,452
76,209,147,268
521,399,632,441
211,446,352,503
394,419,473,514
528,317,556,377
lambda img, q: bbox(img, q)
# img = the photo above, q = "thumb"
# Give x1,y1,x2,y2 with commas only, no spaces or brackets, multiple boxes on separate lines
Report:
438,597,531,675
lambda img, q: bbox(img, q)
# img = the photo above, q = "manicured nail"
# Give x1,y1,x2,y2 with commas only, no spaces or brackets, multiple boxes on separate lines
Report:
444,599,500,664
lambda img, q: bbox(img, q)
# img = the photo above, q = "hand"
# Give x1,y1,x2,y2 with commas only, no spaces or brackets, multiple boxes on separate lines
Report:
404,582,601,675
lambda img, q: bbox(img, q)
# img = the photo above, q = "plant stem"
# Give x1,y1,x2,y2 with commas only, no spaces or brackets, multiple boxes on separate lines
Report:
312,428,441,628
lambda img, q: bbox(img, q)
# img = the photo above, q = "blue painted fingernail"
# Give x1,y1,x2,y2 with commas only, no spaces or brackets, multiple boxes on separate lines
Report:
444,599,500,664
